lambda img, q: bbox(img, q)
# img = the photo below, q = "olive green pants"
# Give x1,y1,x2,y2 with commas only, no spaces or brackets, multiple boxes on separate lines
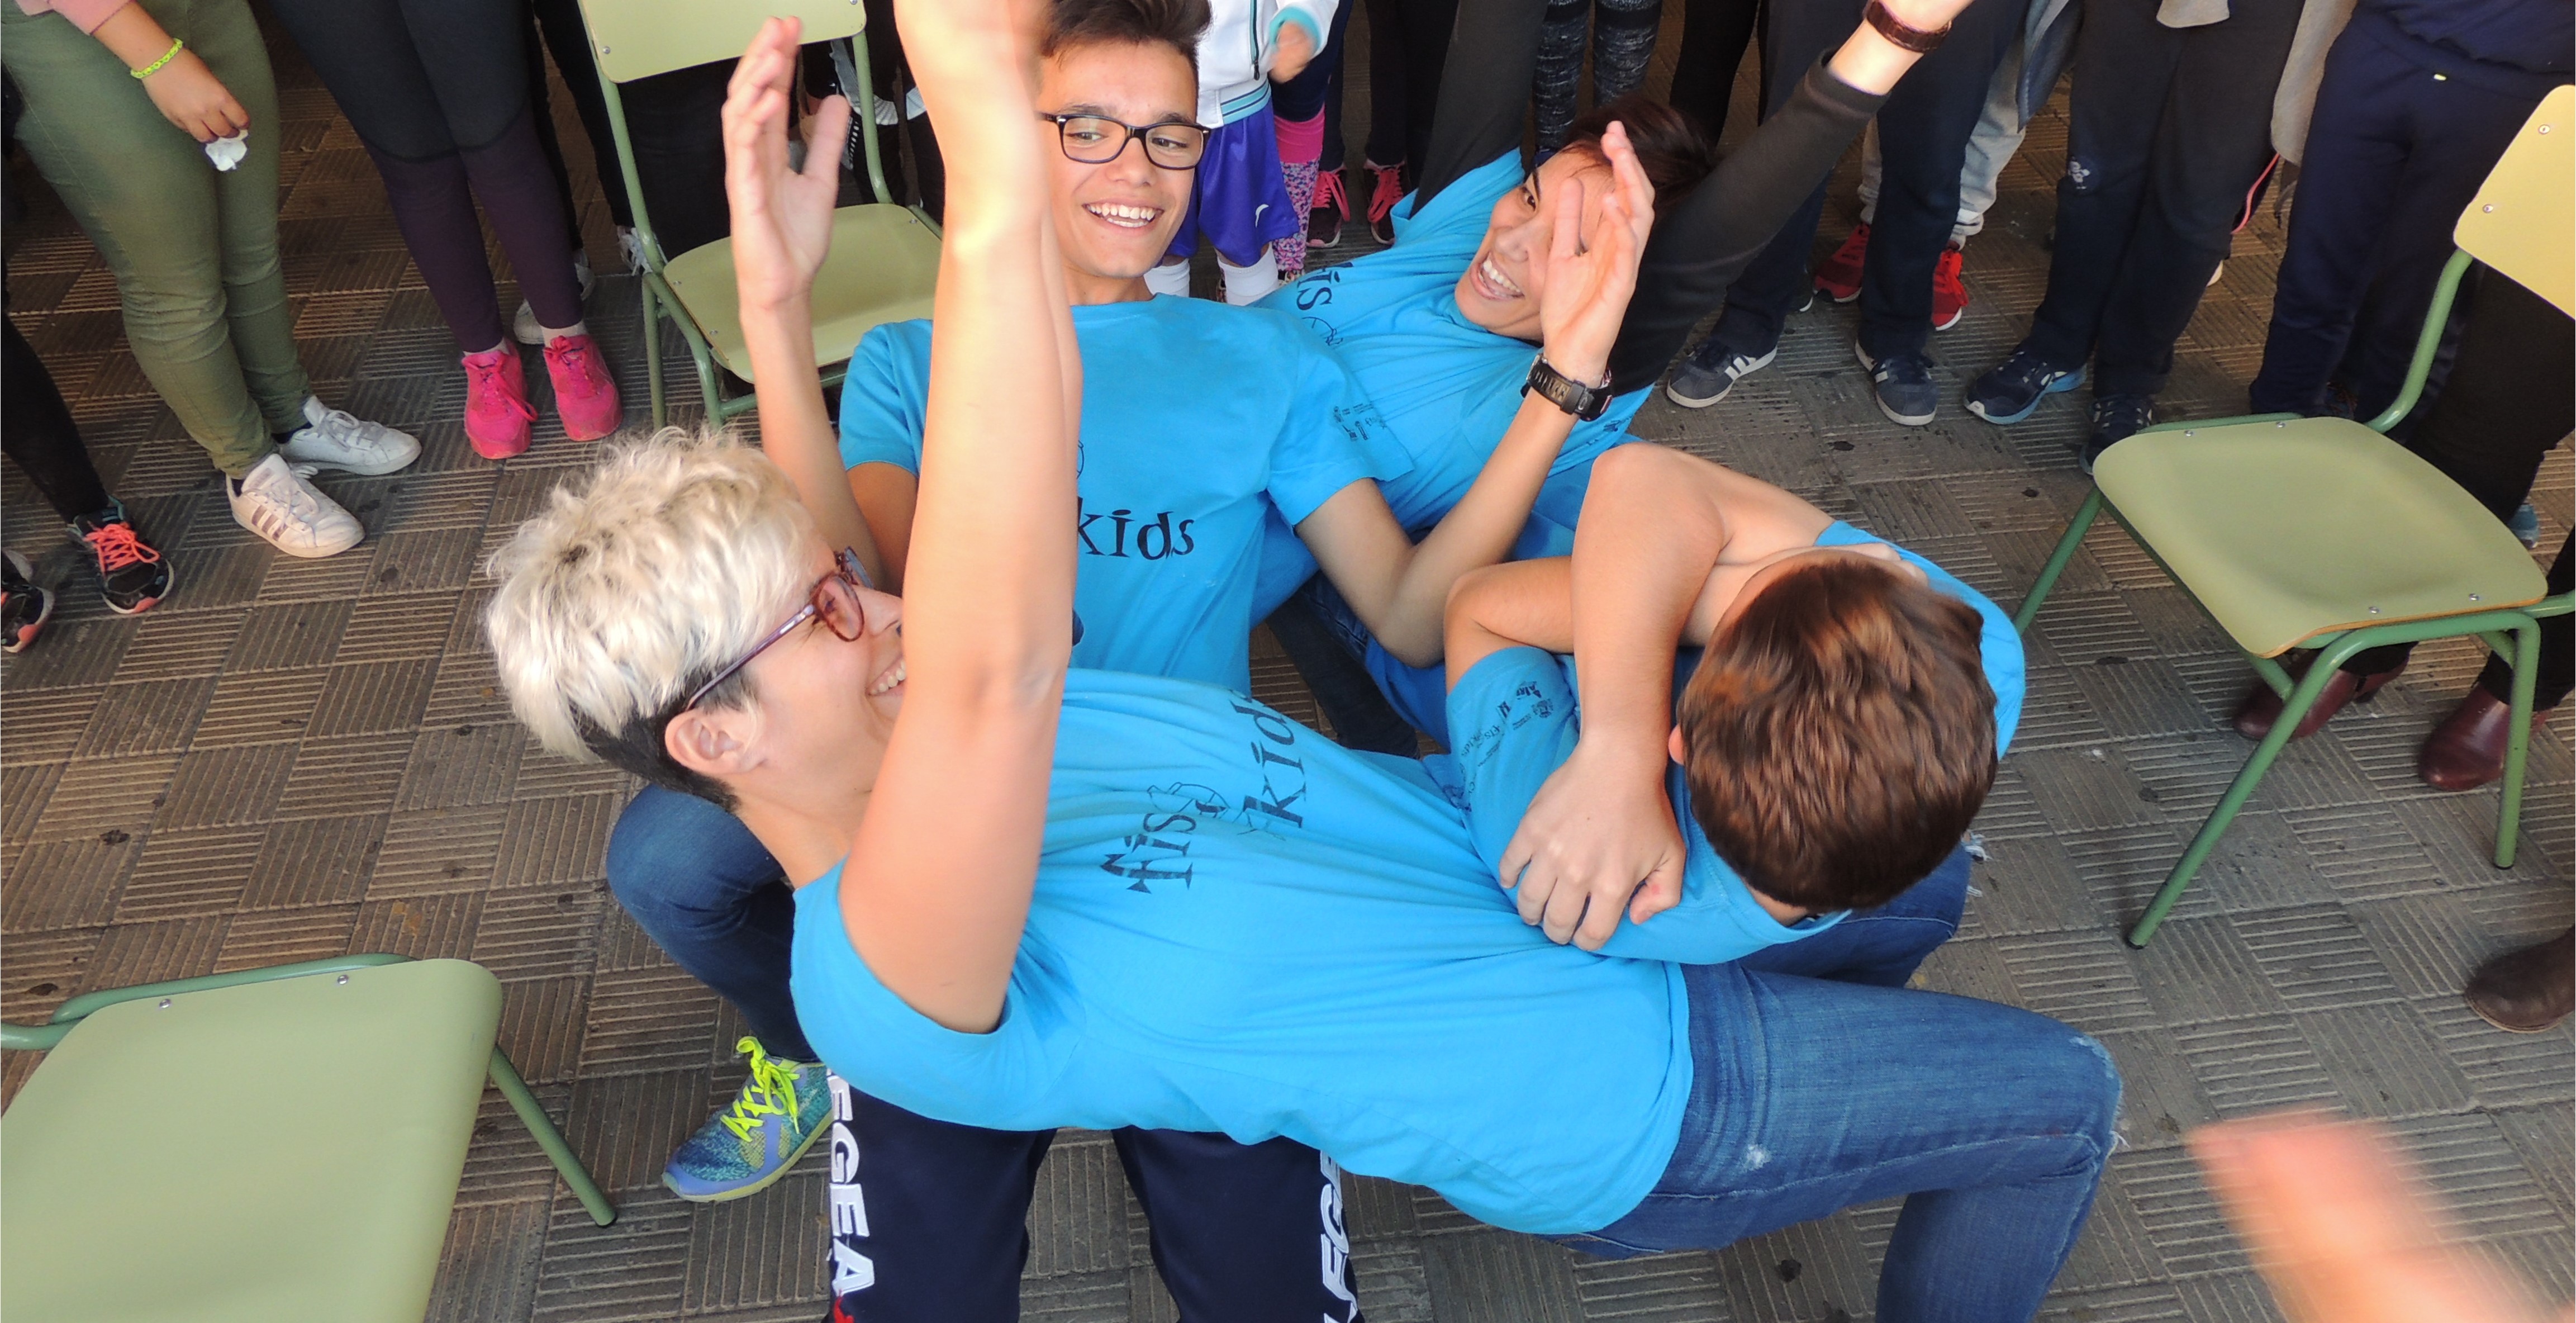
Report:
3,0,308,477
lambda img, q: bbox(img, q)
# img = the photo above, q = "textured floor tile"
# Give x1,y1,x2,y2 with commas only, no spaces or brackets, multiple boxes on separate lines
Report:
2035,1283,2188,1322
682,1169,830,1313
2070,657,2209,741
2167,1271,2286,1323
2283,803,2448,902
2489,1103,2574,1216
82,913,229,989
215,903,361,971
2292,1002,2474,1120
2346,893,2495,999
2171,1016,2338,1120
2228,903,2406,1010
240,813,383,909
1027,1138,1135,1278
2382,1113,2570,1241
369,803,511,896
192,666,330,747
531,1184,696,1320
1569,1253,1732,1322
492,794,621,889
563,1071,712,1195
115,823,261,921
3,684,103,765
474,885,606,981
581,965,723,1076
350,889,484,960
155,742,296,828
0,924,104,1023
26,752,179,842
1,832,140,931
1995,928,2162,1035
73,677,213,757
224,598,352,671
2413,994,2575,1109
497,975,593,1086
1018,1271,1132,1322
1421,1230,1585,1323
306,657,438,737
2125,914,2289,1024
2118,1145,2250,1278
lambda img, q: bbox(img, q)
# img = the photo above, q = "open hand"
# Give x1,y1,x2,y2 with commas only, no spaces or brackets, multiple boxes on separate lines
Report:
1498,740,1687,950
1535,121,1655,386
723,17,850,315
142,50,248,144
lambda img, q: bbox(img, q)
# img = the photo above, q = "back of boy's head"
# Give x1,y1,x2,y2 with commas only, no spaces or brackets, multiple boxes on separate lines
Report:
1043,0,1211,64
1675,557,1996,912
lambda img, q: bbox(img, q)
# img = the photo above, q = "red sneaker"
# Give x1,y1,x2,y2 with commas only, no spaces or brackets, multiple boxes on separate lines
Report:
1931,244,1970,331
1813,222,1868,302
543,334,624,442
463,347,536,460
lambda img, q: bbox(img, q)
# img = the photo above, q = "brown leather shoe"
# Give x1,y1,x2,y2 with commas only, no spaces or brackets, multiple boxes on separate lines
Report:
2417,686,2556,791
2231,657,2406,741
2464,928,2574,1033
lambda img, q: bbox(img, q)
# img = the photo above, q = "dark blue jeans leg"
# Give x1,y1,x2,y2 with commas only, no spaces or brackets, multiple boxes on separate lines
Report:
2021,0,2176,368
1733,843,1970,988
1572,962,2119,1322
603,784,812,1061
1854,0,2019,362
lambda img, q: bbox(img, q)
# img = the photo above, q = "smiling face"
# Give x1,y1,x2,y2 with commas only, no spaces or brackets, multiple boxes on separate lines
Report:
1453,149,1617,342
1038,40,1199,301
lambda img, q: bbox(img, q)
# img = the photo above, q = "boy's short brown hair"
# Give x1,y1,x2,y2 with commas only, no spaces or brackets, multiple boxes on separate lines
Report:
1675,557,1997,912
1043,0,1212,65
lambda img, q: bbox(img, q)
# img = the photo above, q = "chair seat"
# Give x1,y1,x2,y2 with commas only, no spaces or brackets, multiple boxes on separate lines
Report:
1,960,503,1323
662,203,941,384
2095,416,2548,657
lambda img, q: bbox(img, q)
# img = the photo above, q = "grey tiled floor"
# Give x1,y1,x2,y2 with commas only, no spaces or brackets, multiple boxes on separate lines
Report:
4,12,2571,1323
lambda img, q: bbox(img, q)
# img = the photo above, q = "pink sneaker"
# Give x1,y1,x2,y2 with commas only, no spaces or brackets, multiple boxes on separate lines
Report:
463,347,536,459
543,334,623,442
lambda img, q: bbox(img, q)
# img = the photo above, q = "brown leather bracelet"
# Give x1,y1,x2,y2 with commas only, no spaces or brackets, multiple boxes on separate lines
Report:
1863,0,1951,53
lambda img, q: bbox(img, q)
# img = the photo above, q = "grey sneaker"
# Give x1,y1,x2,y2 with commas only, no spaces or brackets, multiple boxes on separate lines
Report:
229,453,364,558
512,250,597,346
1855,338,1937,426
1665,341,1777,409
278,396,421,476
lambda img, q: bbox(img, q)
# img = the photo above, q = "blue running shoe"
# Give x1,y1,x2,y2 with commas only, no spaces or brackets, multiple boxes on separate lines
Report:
1965,346,2084,424
2080,393,2157,475
1665,339,1777,409
1855,338,1937,426
2510,501,2541,549
663,1037,832,1202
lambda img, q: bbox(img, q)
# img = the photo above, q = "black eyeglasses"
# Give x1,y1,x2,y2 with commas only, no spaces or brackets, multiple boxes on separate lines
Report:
683,548,871,713
1038,112,1208,169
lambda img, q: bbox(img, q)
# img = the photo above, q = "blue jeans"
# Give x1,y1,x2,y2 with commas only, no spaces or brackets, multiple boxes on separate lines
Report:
604,785,811,1061
1567,926,2120,1321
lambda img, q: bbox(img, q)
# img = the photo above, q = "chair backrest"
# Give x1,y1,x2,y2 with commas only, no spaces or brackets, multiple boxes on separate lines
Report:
574,0,866,83
2454,85,2573,317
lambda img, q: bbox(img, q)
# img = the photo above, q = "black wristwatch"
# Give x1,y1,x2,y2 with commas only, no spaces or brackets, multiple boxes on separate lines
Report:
1522,354,1613,421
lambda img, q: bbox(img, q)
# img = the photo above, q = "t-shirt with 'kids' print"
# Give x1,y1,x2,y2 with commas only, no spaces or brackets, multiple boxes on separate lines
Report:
838,295,1408,693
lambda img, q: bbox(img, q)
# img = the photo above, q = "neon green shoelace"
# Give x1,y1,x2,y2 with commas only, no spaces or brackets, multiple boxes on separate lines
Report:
719,1036,807,1145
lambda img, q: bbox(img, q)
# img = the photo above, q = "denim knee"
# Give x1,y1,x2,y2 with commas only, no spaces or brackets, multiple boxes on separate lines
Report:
603,784,781,933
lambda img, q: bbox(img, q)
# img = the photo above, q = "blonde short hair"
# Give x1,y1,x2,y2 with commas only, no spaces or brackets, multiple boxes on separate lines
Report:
483,431,815,795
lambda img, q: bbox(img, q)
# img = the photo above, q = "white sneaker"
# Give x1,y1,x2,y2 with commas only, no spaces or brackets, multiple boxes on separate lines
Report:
278,396,421,476
513,250,598,346
229,453,364,558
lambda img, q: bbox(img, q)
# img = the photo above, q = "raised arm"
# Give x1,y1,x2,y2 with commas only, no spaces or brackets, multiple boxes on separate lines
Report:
1604,0,1982,391
726,4,1079,1033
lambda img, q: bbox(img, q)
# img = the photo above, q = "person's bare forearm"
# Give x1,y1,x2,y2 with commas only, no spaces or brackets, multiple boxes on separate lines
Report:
1375,396,1573,665
739,303,887,585
1567,445,1731,764
89,4,170,68
1444,557,1572,687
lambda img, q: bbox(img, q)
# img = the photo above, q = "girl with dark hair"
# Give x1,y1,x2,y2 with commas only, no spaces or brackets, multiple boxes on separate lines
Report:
263,0,622,460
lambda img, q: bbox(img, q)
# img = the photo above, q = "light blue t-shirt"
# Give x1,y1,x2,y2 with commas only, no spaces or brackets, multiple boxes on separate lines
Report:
789,669,1691,1236
839,297,1405,691
1253,153,1650,591
1435,521,2028,962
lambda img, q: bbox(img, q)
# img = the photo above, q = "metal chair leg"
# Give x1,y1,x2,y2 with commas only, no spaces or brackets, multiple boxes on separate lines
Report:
2127,648,2349,948
2496,619,2541,869
487,1049,617,1227
2014,489,2104,635
643,283,666,429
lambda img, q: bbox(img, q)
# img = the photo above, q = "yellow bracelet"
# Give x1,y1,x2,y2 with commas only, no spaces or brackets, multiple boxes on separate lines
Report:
130,37,183,80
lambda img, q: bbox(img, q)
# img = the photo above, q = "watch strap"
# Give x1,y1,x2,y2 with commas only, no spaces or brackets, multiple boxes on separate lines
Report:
1862,0,1951,53
1523,355,1612,422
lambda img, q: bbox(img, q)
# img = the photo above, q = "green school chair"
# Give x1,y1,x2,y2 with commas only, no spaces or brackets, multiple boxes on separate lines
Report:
574,0,942,426
2014,86,2574,950
1,955,614,1323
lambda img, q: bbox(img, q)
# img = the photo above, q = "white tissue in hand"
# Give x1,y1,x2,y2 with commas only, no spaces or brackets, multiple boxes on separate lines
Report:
205,131,248,172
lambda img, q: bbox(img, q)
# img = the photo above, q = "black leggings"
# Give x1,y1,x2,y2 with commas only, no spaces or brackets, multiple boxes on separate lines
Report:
1366,0,1460,179
3,317,111,521
267,0,582,350
2341,269,2574,710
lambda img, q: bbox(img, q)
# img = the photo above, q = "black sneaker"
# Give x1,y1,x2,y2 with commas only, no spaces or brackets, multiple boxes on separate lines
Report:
1664,339,1777,409
1855,339,1938,426
1309,168,1349,250
1965,345,2084,424
2080,393,2158,473
68,500,173,615
2,550,54,655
